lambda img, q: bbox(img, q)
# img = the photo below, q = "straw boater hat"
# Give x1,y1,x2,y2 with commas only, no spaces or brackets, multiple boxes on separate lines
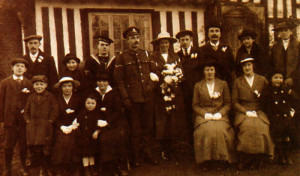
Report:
62,53,81,66
239,54,255,65
151,32,177,44
54,77,80,89
238,29,257,41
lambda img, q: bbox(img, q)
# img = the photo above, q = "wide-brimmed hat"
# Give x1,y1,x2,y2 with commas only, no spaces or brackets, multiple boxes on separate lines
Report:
31,75,48,84
238,29,257,41
151,32,177,44
11,58,29,67
123,27,140,39
175,30,194,39
62,53,80,66
23,35,42,42
54,77,80,89
273,21,298,31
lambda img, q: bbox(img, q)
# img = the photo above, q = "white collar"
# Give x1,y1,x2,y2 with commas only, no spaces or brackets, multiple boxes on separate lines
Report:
96,85,112,100
181,45,192,55
210,41,220,47
63,94,72,104
30,51,39,58
13,75,23,80
95,85,112,94
91,55,100,64
244,74,255,88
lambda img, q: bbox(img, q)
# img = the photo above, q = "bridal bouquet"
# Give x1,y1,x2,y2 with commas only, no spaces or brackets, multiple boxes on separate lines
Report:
160,63,183,113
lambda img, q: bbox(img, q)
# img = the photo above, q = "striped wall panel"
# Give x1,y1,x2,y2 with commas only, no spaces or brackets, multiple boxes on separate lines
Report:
33,4,204,72
268,0,300,19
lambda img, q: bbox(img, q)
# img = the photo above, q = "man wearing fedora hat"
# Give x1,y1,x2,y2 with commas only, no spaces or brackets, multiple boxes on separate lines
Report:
199,22,235,88
22,35,58,91
236,29,268,77
175,30,202,144
114,26,159,167
84,34,116,89
270,21,300,88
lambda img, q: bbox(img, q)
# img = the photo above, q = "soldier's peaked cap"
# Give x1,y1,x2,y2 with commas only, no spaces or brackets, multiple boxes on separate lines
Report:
123,27,140,39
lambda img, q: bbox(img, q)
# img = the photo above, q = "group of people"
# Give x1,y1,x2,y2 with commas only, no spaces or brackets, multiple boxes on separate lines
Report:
0,18,300,176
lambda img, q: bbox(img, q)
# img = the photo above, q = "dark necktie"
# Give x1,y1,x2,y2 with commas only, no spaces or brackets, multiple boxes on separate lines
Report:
16,78,22,90
185,49,188,56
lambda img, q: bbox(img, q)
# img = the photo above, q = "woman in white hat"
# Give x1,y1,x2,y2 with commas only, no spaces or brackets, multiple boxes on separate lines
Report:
51,77,83,175
232,54,274,170
150,32,187,161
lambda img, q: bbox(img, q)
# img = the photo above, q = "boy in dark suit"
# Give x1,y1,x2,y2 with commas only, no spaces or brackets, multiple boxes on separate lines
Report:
0,58,32,176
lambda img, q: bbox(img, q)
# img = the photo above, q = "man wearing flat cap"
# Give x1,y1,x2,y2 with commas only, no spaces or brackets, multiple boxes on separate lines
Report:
114,26,159,167
22,35,58,91
84,34,116,88
270,20,300,88
199,22,235,88
175,30,202,143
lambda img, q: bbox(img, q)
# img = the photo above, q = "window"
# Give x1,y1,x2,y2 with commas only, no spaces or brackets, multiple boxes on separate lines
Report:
89,13,152,56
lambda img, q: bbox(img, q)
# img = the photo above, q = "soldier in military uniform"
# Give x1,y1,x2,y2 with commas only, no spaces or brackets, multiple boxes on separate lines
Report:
22,35,58,91
84,35,116,89
175,30,202,144
114,27,159,167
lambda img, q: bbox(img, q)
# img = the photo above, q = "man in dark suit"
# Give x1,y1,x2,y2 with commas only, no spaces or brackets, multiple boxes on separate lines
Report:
270,21,300,88
0,58,32,176
22,35,58,90
199,23,235,88
175,30,202,143
114,27,159,167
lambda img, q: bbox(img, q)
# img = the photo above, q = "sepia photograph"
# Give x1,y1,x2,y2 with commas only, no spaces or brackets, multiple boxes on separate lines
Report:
0,0,300,175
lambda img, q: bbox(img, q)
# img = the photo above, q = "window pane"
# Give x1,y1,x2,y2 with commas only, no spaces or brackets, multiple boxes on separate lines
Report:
90,13,152,55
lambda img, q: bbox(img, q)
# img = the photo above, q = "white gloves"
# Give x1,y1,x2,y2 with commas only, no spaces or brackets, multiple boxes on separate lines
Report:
290,108,295,117
60,118,80,134
97,120,108,127
205,113,222,120
246,111,258,117
150,72,159,82
71,118,80,130
213,113,222,120
60,126,72,134
92,130,100,139
204,113,214,120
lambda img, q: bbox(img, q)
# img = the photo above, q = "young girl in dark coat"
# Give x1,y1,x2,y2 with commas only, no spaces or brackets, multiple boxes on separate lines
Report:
261,70,298,165
24,75,59,175
76,95,101,175
51,77,82,175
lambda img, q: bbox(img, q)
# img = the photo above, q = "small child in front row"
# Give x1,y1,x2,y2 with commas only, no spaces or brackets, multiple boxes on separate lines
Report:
24,75,59,174
261,70,298,165
76,95,102,175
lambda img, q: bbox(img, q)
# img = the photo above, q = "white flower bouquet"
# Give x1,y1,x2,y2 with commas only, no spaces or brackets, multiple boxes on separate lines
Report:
160,63,183,113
